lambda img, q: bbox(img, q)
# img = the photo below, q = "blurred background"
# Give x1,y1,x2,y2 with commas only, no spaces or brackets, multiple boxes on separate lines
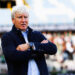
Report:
0,0,75,75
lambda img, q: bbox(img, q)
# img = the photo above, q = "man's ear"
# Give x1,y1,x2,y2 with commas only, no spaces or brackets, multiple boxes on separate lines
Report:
12,18,14,24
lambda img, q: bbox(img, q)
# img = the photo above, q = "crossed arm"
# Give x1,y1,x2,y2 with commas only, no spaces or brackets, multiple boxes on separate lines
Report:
16,40,48,51
1,32,57,62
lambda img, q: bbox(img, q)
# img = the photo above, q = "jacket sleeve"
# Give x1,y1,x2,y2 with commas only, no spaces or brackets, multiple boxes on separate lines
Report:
1,33,34,62
33,32,57,55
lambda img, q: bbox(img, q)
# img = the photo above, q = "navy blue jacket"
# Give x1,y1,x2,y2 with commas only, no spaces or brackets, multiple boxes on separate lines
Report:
1,25,57,75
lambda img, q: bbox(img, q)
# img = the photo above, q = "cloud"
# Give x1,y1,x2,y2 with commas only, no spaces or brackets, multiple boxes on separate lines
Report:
28,0,75,23
47,0,75,19
71,0,75,5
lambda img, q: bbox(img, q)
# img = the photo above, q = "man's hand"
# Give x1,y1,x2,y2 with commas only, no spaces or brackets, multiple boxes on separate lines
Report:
16,40,48,51
16,43,30,51
41,40,48,44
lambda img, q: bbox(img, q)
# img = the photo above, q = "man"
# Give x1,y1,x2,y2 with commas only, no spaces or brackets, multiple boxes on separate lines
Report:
1,5,57,75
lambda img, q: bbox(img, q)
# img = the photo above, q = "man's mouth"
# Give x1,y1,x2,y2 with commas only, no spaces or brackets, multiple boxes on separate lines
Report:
21,24,26,26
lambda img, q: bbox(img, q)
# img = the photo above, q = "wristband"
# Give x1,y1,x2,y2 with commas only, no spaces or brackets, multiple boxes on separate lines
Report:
29,42,34,50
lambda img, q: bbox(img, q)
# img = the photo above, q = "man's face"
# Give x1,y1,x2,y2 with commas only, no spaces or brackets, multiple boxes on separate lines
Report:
12,12,29,31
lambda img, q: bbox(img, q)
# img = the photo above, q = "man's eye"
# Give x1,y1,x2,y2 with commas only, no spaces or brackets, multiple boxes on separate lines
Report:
24,16,28,18
17,16,22,18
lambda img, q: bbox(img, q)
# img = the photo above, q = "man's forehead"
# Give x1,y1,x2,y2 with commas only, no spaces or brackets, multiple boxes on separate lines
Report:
15,12,29,16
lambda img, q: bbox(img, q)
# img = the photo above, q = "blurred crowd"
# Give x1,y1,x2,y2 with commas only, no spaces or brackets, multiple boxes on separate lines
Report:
42,31,75,61
42,31,75,73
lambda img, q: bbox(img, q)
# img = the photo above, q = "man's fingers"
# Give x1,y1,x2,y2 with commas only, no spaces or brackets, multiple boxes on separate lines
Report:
16,46,20,50
41,40,48,43
16,44,30,51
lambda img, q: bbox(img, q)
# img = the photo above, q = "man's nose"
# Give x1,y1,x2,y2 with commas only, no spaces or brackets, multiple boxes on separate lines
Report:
22,17,26,22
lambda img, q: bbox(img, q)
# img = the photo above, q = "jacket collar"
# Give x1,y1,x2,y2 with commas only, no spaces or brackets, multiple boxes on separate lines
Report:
11,25,33,43
11,25,33,33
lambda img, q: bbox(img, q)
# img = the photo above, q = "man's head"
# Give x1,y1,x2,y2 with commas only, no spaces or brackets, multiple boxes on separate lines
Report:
11,5,29,31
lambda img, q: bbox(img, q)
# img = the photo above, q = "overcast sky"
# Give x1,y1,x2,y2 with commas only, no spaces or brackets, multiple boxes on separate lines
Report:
27,0,75,24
